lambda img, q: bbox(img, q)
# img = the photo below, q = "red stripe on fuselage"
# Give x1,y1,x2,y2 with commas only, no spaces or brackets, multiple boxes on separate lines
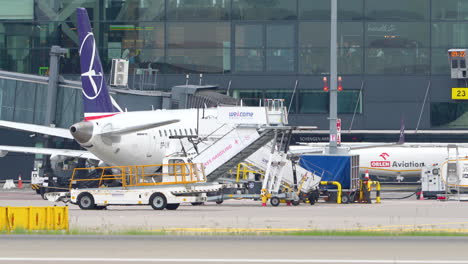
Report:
84,113,118,121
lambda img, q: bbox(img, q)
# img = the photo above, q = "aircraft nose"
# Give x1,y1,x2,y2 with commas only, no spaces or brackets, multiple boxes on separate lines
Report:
70,121,94,144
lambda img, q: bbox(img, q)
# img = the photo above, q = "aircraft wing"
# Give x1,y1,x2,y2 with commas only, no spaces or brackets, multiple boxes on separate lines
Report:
0,120,73,139
100,119,180,136
0,145,98,160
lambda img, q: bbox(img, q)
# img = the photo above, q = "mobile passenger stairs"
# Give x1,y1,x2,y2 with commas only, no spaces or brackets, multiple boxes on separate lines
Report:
47,99,306,209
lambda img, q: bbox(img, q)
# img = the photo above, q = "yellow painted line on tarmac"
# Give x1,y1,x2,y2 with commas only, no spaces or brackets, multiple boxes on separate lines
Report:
358,228,468,233
359,221,468,230
347,221,468,233
152,228,309,233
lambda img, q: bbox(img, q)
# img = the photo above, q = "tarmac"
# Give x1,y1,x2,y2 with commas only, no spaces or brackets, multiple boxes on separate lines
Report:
2,189,468,232
2,235,468,264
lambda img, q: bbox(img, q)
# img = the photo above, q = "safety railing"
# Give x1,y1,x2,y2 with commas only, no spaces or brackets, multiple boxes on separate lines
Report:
69,163,206,190
235,163,264,182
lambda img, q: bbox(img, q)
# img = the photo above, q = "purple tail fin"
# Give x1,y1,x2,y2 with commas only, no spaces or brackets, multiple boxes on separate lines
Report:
77,8,119,120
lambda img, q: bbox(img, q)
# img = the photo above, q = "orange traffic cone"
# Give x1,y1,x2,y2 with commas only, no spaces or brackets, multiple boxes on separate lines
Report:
419,190,424,200
365,170,370,179
17,174,23,189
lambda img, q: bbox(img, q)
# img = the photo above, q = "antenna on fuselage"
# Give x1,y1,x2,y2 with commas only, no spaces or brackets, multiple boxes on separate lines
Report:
199,74,203,86
185,74,190,85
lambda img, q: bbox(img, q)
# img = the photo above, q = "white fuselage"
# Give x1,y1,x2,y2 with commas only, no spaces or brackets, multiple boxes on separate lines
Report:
291,143,468,179
81,108,234,166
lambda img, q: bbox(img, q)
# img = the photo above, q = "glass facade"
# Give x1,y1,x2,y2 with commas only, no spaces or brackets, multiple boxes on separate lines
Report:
0,0,465,77
0,0,468,127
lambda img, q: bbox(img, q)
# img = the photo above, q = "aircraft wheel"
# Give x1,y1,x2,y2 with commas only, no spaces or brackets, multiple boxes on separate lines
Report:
270,197,280,207
166,203,180,210
291,200,300,206
216,200,223,204
77,193,95,210
150,193,167,210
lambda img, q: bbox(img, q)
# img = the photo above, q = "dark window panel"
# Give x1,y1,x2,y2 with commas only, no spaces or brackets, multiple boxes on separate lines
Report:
365,0,429,21
299,0,363,21
299,48,330,74
232,89,263,106
14,81,35,123
105,22,165,51
35,0,99,22
167,0,230,21
338,90,362,114
166,48,230,74
432,22,468,47
168,22,229,48
264,90,296,113
432,0,468,21
366,22,429,49
432,48,451,75
338,0,364,20
235,24,263,48
60,49,81,75
33,83,47,125
0,79,17,121
299,90,328,114
232,0,297,20
128,49,165,75
365,48,430,74
431,102,468,128
338,47,363,74
105,0,165,21
266,49,294,72
235,48,264,72
299,0,330,20
300,22,363,48
266,24,294,48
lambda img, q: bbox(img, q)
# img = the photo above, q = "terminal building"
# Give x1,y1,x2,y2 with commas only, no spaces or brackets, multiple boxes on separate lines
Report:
1,0,468,178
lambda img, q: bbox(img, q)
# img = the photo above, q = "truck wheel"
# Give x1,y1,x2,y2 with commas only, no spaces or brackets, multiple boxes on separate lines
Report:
291,200,300,206
341,193,350,204
166,203,180,210
216,200,223,204
35,189,41,195
150,193,167,210
270,197,280,207
328,192,338,203
77,193,95,210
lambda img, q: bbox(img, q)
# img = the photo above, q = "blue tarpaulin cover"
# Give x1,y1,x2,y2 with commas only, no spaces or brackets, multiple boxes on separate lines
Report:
299,155,351,189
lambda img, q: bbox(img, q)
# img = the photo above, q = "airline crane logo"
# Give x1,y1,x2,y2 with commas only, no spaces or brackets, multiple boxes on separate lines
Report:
371,152,391,167
80,32,104,100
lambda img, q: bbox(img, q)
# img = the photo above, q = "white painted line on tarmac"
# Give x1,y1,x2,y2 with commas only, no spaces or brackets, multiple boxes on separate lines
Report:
0,258,467,263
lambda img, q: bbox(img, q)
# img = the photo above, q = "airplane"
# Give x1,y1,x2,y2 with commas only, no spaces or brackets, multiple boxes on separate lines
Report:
0,8,318,194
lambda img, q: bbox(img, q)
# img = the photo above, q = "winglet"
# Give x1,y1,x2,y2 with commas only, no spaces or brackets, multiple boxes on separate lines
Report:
398,117,405,144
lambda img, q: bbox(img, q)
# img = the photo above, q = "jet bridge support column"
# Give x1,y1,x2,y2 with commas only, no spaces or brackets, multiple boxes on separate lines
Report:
45,46,67,127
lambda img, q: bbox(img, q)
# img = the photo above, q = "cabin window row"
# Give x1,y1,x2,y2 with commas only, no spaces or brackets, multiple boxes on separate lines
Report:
158,128,197,137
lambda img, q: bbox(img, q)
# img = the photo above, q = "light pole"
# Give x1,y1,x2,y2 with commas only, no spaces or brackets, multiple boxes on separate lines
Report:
328,0,338,154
